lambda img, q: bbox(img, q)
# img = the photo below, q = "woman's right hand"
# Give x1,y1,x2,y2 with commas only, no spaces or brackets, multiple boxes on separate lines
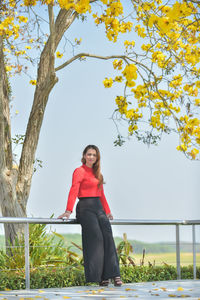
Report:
57,211,71,219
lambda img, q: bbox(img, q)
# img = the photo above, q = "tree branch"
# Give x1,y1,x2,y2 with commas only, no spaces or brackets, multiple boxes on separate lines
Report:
48,4,55,56
55,53,130,71
48,4,57,77
54,9,78,50
55,52,157,81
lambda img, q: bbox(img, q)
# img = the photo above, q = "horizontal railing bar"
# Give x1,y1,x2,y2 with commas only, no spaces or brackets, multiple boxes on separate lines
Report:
0,217,200,225
185,220,200,225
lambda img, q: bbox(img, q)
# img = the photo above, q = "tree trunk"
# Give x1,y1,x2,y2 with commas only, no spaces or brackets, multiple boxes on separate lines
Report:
0,7,77,249
0,171,26,253
0,35,26,252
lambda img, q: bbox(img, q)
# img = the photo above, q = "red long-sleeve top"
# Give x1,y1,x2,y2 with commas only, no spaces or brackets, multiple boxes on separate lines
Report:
66,164,111,214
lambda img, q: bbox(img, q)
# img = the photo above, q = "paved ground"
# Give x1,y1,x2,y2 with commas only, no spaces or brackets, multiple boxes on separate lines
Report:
0,280,200,299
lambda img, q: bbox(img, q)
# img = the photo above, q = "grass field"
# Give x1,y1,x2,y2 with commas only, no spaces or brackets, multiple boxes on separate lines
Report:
132,252,200,267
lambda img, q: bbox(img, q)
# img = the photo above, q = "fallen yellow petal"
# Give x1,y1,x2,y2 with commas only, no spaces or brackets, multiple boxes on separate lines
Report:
38,290,45,293
63,297,71,299
168,295,176,297
177,287,184,291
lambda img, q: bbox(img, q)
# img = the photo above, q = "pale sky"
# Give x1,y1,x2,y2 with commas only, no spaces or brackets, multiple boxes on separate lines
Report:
0,2,199,245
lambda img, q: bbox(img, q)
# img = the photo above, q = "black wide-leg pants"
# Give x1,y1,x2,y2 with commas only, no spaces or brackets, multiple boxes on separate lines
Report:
76,197,120,283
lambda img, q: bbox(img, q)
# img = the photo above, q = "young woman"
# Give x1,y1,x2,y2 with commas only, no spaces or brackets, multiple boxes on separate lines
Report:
58,145,122,287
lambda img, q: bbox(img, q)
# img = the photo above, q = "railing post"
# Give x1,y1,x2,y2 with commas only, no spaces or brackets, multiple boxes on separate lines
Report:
192,224,196,279
176,224,181,279
24,223,30,289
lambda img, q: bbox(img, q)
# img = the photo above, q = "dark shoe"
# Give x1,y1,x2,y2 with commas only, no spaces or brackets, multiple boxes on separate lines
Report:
113,276,122,287
99,279,109,286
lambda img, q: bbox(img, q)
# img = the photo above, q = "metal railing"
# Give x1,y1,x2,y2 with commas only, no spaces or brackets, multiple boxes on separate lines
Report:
0,217,199,289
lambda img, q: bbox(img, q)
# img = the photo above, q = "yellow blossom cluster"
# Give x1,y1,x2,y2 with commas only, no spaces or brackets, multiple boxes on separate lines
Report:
177,116,200,159
23,0,37,5
124,40,135,49
0,16,20,39
58,0,91,14
141,43,151,52
169,75,183,89
113,59,123,70
122,64,137,87
150,114,165,130
115,96,128,114
128,124,138,135
151,51,167,68
125,108,142,121
135,25,146,38
92,0,133,42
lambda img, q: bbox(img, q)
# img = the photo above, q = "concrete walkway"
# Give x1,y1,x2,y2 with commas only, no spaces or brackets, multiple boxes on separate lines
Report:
0,280,200,299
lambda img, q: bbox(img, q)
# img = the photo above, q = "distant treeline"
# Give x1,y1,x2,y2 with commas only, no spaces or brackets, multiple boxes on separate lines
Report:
0,233,199,253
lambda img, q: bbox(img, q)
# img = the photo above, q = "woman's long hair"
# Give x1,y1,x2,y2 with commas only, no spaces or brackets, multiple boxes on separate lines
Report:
81,145,104,188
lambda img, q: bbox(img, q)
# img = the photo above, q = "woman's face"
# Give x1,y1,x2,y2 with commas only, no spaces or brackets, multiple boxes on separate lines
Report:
84,148,97,167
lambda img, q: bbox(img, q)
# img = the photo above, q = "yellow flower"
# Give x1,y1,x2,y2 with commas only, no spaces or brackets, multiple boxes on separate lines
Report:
18,16,28,23
29,79,37,85
6,65,12,72
122,64,137,82
113,59,123,70
124,40,135,49
103,78,113,88
195,80,200,88
135,25,146,38
148,14,158,28
128,124,138,134
141,44,151,51
56,51,63,58
194,99,200,106
24,0,37,6
176,144,187,152
75,37,82,45
115,76,123,82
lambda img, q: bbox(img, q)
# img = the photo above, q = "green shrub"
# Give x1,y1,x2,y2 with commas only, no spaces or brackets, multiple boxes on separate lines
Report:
0,223,83,271
0,265,199,290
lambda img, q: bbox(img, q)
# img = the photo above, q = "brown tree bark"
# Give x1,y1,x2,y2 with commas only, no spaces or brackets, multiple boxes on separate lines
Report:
0,36,26,252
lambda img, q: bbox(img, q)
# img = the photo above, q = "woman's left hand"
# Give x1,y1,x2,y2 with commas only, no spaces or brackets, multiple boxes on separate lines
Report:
107,213,113,220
